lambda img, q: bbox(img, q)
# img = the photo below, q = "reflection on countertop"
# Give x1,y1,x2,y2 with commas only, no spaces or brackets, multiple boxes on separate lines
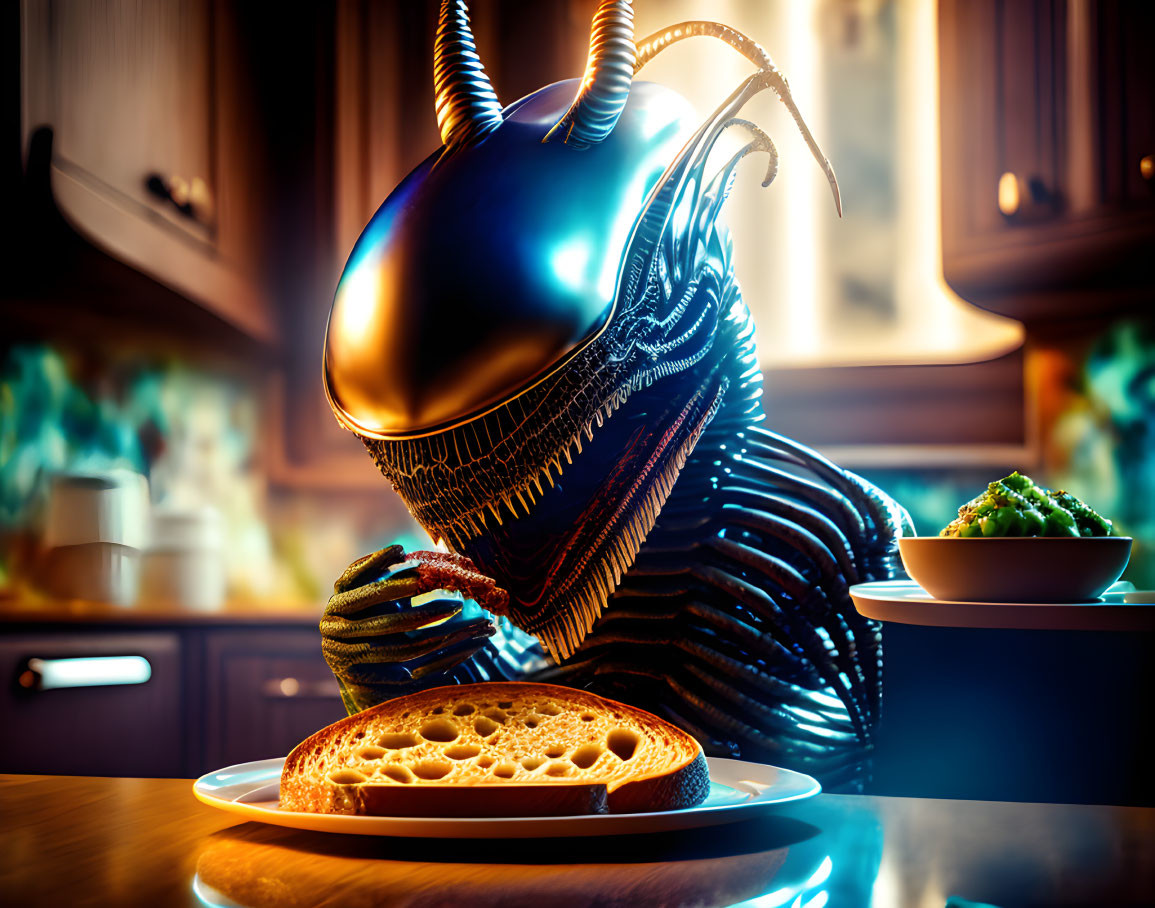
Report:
192,814,831,908
190,795,1155,908
2,775,1153,907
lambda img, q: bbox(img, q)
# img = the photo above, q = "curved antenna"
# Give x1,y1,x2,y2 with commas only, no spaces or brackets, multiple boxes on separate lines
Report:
722,118,779,187
434,0,503,148
544,0,636,149
635,21,841,216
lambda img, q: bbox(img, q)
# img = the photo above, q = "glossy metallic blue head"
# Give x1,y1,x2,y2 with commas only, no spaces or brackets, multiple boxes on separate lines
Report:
324,0,672,439
324,79,696,439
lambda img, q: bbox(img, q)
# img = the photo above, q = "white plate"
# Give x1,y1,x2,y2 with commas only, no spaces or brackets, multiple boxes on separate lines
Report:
192,756,820,838
850,580,1155,631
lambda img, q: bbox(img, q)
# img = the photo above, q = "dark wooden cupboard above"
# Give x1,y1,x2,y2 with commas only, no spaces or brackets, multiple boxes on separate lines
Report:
19,0,275,344
939,0,1155,321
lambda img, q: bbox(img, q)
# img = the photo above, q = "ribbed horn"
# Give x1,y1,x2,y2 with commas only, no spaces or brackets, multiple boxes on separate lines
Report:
434,0,503,148
544,0,636,149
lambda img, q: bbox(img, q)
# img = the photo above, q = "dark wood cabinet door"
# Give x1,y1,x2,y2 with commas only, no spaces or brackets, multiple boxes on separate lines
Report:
41,0,213,242
20,0,275,342
1095,1,1155,213
939,0,1155,317
200,629,344,774
0,632,183,777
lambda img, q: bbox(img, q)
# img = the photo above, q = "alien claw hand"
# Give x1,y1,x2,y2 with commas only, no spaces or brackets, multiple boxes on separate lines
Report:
321,545,508,714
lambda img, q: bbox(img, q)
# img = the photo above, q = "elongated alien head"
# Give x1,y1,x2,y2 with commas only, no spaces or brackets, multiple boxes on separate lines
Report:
323,0,838,661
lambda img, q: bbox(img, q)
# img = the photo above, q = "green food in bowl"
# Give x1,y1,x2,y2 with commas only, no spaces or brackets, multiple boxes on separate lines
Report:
939,472,1112,538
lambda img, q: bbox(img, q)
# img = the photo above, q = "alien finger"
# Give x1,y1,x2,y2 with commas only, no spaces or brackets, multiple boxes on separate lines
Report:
409,636,497,682
333,544,407,594
320,598,464,640
323,617,495,670
325,574,430,617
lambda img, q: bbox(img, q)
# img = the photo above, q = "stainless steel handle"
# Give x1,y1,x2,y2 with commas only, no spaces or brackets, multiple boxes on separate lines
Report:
18,656,152,691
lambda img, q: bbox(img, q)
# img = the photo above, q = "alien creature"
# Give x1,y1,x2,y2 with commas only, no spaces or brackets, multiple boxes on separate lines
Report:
320,0,910,790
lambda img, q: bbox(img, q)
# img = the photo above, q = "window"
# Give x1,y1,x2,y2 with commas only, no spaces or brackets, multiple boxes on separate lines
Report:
633,0,1023,368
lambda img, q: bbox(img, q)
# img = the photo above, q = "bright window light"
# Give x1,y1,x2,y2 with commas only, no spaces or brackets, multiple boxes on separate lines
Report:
633,0,1022,368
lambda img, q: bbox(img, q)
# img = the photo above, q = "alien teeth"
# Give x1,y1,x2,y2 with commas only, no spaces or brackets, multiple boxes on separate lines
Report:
445,380,646,547
534,389,718,662
501,493,517,518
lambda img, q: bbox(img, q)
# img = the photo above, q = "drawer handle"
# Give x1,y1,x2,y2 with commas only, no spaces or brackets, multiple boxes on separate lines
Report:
18,656,152,691
144,173,214,223
997,172,1021,216
261,677,341,699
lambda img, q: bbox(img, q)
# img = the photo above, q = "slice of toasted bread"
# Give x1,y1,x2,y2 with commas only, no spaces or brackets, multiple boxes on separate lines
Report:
280,682,709,817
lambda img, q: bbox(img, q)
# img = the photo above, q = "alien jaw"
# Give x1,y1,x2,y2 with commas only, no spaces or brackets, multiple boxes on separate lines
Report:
362,348,728,663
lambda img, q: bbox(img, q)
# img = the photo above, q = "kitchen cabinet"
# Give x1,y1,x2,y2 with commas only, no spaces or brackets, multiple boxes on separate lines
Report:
0,612,342,778
19,0,274,343
202,630,346,770
939,0,1155,319
0,631,183,777
871,621,1155,807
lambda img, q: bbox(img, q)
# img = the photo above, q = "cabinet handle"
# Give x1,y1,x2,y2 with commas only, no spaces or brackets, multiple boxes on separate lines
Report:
998,172,1058,217
17,656,152,691
1141,155,1153,182
145,173,214,223
997,172,1021,216
261,677,341,699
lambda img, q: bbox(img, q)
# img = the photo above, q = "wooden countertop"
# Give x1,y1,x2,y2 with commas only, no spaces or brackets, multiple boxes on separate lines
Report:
2,774,1153,906
0,598,322,626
